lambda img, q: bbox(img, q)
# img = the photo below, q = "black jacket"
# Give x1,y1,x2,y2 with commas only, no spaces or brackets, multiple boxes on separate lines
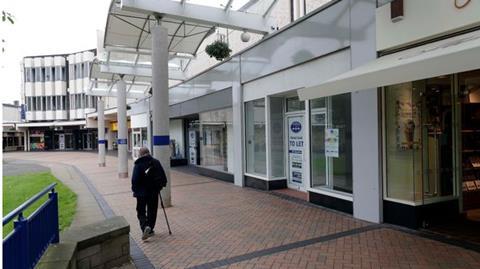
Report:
131,155,165,197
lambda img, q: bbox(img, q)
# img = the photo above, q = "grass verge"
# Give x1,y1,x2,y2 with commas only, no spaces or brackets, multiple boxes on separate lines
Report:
3,171,77,238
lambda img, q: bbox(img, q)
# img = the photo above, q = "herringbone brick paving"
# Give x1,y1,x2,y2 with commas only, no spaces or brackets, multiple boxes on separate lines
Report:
5,152,480,269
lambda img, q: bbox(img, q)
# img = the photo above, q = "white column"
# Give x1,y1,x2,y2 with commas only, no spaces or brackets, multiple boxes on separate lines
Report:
24,130,28,152
97,97,106,167
232,82,244,186
117,79,128,178
107,126,114,150
152,23,171,207
147,98,152,152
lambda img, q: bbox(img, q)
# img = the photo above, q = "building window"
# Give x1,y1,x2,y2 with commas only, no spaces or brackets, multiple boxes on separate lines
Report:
62,66,66,81
76,63,82,79
25,68,34,82
63,96,67,110
46,96,51,111
27,97,33,111
36,97,41,111
76,94,81,109
35,67,44,82
83,62,90,78
310,93,353,194
199,108,233,173
55,66,62,81
245,98,267,176
52,96,56,111
384,76,455,203
45,67,52,81
42,97,46,111
270,97,285,177
32,68,36,82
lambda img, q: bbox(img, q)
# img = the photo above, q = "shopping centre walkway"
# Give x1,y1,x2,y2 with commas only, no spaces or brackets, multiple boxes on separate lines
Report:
4,151,480,269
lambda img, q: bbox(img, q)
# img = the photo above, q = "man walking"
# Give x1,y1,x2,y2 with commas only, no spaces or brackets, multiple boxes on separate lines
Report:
131,147,166,240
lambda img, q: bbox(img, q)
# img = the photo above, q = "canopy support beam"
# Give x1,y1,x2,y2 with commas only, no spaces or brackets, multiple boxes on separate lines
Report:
120,0,272,34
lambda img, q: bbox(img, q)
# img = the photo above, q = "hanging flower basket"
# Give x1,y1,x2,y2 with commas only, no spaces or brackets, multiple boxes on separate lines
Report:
205,40,232,61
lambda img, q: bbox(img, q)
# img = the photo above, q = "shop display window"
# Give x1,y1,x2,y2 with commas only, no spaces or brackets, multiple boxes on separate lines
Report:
459,70,480,210
310,93,353,194
199,108,233,173
384,76,455,203
246,99,267,176
270,97,285,178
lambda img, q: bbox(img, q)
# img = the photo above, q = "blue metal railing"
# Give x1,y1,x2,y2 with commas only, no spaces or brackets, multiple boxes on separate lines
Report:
3,183,60,269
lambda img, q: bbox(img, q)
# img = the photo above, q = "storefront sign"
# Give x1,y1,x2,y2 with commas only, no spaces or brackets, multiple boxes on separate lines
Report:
325,128,339,158
288,116,304,184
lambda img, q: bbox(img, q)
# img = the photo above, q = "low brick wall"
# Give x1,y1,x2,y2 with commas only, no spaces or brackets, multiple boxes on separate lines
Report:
37,216,130,269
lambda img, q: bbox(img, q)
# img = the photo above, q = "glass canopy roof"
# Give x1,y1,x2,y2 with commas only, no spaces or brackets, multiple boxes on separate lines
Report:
92,0,275,98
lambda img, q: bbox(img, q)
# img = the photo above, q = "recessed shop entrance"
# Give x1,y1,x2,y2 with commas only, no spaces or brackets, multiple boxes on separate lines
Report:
383,70,480,241
285,97,306,191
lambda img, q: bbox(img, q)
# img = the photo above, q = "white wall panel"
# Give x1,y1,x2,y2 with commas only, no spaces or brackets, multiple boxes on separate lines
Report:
24,58,33,68
376,0,480,51
25,83,34,96
26,111,35,121
35,111,45,120
243,49,350,102
46,111,55,120
45,82,54,95
56,111,68,120
55,81,67,95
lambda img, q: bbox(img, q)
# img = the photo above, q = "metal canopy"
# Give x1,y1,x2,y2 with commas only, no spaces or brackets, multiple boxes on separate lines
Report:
91,0,274,99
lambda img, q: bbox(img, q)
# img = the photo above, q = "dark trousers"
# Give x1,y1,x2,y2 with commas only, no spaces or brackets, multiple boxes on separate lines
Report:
136,194,158,232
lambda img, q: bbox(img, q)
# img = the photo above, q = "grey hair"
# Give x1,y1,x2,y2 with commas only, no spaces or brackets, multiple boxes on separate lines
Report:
139,147,150,157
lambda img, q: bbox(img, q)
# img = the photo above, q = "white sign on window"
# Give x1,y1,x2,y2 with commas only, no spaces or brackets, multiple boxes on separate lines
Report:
325,128,339,158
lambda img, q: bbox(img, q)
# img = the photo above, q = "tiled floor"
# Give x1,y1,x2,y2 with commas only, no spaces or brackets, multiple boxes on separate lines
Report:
4,151,480,269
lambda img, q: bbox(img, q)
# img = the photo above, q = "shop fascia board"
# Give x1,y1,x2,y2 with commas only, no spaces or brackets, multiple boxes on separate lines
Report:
120,0,272,34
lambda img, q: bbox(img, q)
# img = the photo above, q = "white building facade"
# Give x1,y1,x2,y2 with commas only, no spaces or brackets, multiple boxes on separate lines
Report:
19,50,103,151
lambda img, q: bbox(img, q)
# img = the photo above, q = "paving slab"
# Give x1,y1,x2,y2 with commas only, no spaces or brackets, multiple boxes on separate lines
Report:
4,151,480,269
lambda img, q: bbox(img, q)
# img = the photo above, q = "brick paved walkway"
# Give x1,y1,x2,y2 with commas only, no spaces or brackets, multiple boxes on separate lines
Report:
4,151,480,269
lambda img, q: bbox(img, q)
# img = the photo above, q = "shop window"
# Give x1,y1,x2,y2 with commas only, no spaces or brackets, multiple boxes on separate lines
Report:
310,93,353,194
384,76,455,203
199,108,233,173
458,70,480,210
246,98,267,176
270,97,285,177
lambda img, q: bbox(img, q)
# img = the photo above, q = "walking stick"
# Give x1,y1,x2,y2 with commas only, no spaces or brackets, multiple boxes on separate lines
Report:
159,191,172,235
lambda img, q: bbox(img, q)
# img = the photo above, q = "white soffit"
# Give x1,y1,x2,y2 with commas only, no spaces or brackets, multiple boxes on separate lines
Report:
298,31,480,100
